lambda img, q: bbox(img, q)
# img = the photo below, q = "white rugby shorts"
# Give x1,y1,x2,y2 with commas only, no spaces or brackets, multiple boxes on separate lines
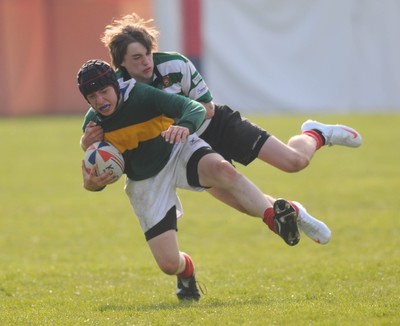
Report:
124,134,208,233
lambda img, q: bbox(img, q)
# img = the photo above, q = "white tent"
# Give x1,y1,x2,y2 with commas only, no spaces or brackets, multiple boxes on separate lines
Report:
154,0,400,114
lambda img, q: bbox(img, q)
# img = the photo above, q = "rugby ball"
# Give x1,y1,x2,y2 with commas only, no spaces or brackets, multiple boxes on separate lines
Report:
84,141,125,181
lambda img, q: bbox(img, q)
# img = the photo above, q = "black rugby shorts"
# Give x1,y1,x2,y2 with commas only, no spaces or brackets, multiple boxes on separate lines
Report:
200,105,270,165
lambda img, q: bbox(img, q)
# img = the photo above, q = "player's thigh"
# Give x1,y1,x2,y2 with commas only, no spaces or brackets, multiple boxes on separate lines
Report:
259,136,304,172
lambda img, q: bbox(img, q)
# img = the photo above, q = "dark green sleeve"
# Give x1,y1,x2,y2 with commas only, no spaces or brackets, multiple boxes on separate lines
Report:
81,108,98,132
137,83,206,133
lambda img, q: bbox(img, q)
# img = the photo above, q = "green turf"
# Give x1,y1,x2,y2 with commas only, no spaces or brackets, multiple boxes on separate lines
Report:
0,114,399,325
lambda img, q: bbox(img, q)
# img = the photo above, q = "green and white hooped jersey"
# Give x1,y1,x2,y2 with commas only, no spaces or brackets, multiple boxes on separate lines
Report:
151,52,213,103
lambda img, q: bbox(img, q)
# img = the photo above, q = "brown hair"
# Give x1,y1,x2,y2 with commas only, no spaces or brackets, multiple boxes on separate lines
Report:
101,13,159,69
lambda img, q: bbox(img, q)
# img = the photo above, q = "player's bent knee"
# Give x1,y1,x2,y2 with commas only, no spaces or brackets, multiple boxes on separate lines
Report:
277,152,310,173
215,160,241,182
287,155,310,172
198,155,241,187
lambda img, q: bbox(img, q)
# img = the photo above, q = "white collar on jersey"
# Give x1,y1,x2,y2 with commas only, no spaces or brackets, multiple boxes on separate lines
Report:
118,77,136,102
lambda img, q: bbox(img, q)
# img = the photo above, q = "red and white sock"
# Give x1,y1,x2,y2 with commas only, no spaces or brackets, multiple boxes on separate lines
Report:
178,253,194,279
303,130,325,149
263,207,276,233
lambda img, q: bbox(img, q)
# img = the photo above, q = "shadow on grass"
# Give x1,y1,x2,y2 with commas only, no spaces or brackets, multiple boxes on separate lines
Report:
98,297,266,312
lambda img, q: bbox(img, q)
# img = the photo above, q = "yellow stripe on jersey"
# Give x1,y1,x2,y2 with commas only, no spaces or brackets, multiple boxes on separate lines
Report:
104,115,174,153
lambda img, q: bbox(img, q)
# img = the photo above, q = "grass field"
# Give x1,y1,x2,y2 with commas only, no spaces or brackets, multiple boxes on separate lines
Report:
0,114,399,325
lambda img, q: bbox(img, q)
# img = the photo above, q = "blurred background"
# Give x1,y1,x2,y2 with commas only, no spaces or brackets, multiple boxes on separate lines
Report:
1,0,399,116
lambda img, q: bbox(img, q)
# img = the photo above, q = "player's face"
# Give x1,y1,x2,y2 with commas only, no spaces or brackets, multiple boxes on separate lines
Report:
86,86,118,116
121,42,154,83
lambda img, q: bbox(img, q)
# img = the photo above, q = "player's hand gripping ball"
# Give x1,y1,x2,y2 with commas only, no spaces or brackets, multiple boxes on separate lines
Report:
84,141,125,181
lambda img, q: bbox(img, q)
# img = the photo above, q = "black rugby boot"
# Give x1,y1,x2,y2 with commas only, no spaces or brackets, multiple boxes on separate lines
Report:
273,199,300,246
176,275,201,301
